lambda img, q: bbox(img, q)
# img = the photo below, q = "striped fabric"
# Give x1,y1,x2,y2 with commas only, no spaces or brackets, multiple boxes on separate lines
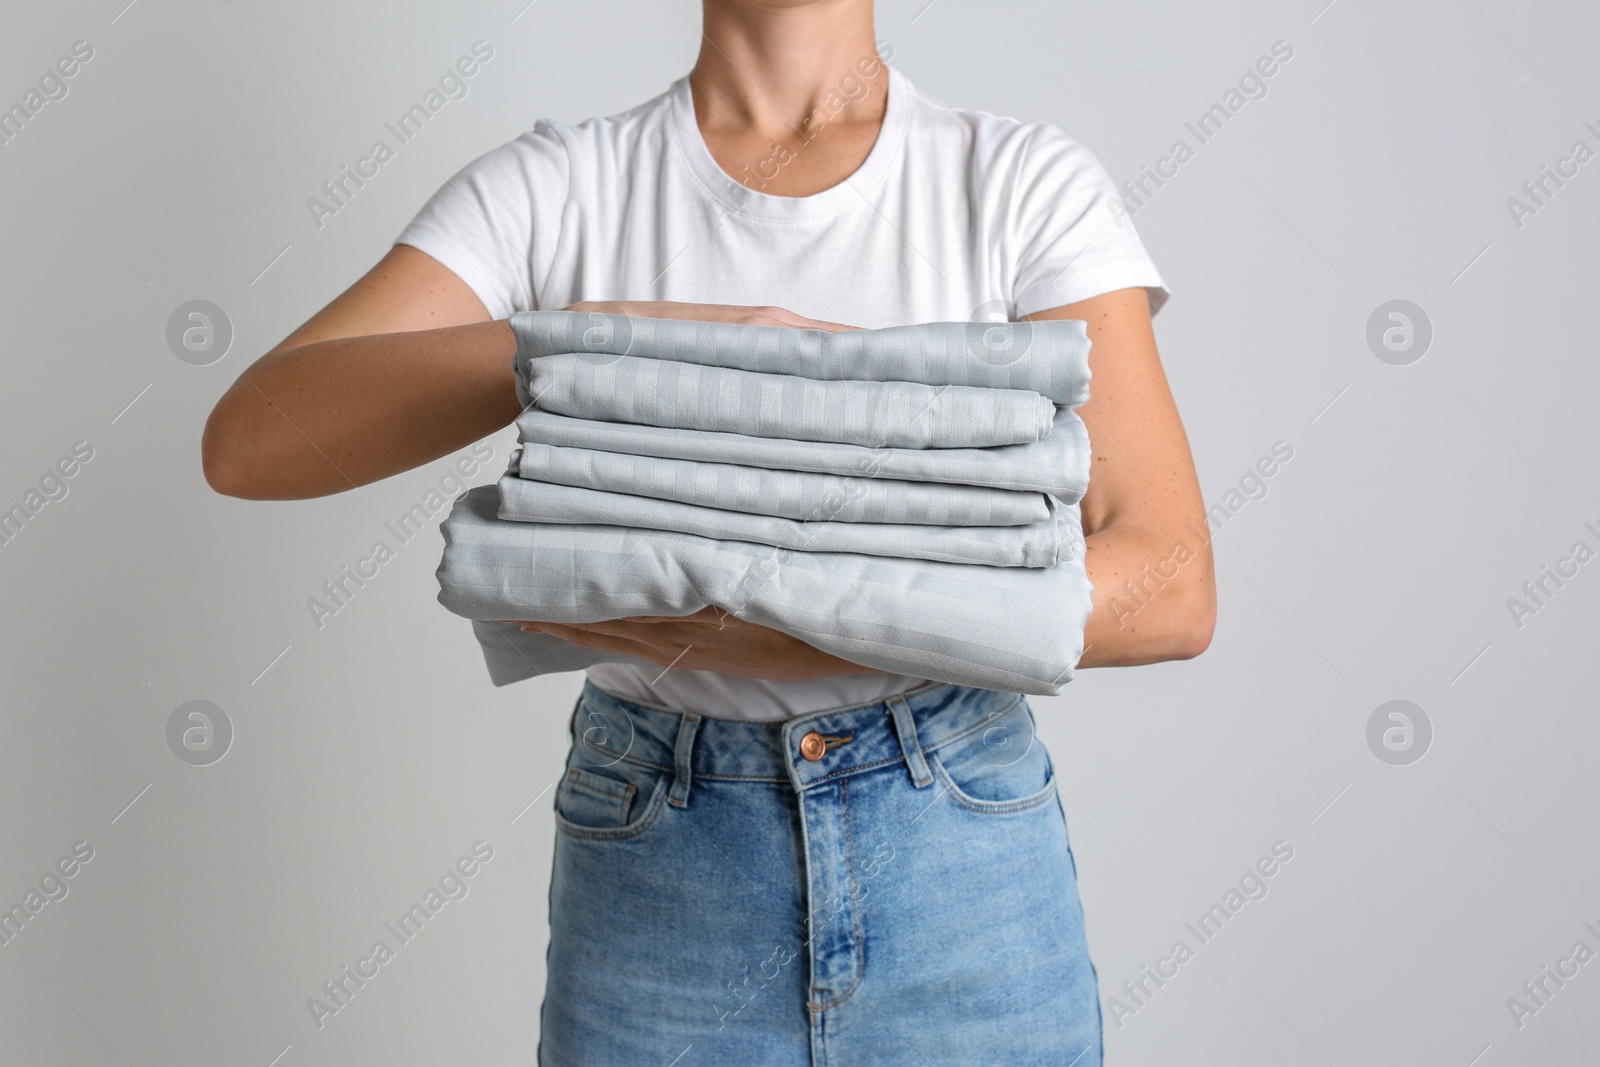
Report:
514,442,1052,526
435,312,1099,694
495,473,1065,568
515,407,1092,502
437,486,1093,695
509,311,1092,408
526,353,1056,449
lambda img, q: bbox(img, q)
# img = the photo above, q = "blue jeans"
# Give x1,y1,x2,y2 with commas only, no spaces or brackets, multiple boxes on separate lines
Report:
540,680,1103,1066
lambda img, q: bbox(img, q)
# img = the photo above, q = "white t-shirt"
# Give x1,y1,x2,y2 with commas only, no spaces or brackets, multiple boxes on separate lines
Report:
397,64,1168,721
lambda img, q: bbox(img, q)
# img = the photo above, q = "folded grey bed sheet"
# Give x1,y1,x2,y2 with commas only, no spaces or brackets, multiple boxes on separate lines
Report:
509,311,1092,409
526,353,1056,449
514,441,1052,526
515,407,1092,502
496,470,1065,568
436,486,1093,695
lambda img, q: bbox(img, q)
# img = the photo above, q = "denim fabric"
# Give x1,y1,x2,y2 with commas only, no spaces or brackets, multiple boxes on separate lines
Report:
514,441,1053,526
540,680,1103,1067
495,473,1066,568
527,353,1057,449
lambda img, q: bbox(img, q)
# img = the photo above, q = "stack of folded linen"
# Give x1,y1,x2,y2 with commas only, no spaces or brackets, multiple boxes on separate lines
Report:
435,311,1097,695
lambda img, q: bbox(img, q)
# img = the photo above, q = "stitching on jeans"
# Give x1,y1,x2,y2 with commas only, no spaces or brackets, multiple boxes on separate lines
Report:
928,756,1059,815
808,778,866,1013
572,751,788,783
579,691,1025,784
585,679,949,721
809,693,1022,785
577,748,672,773
805,755,904,785
554,776,670,841
921,693,1027,757
888,695,933,787
845,777,866,999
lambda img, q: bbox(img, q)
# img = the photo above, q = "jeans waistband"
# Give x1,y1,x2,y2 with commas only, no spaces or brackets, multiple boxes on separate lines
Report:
569,679,1029,799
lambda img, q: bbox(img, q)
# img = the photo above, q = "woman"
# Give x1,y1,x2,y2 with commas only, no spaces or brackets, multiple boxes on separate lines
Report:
204,0,1214,1062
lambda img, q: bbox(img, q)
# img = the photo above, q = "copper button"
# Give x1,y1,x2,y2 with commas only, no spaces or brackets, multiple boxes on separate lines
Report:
799,731,827,762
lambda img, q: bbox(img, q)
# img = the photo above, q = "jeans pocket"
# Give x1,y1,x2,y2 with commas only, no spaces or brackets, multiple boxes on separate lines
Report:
553,758,670,840
927,696,1058,814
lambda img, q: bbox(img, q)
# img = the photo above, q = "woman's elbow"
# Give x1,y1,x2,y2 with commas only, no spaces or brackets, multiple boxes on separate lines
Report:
200,397,257,499
1173,580,1217,660
201,423,242,497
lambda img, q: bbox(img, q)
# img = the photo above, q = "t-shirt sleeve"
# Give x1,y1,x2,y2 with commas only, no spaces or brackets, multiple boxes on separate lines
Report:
393,119,571,320
1008,123,1169,319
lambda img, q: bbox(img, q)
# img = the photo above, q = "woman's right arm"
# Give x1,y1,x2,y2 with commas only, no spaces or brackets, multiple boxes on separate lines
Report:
202,251,851,501
201,244,519,500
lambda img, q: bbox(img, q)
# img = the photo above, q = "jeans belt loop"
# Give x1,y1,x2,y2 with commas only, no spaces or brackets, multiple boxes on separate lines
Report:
886,694,933,789
668,712,703,809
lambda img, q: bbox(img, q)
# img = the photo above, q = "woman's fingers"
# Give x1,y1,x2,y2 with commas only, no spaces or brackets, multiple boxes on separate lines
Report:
765,308,862,333
608,608,729,625
534,621,695,670
550,619,670,640
565,299,859,334
534,622,636,654
508,616,690,632
512,611,732,656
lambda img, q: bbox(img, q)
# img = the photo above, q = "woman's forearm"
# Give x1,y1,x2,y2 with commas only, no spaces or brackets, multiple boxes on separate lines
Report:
1079,520,1216,667
202,320,519,500
201,290,859,502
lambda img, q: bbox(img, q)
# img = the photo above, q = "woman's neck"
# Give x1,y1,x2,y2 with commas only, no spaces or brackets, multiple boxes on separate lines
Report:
689,0,888,196
693,0,882,133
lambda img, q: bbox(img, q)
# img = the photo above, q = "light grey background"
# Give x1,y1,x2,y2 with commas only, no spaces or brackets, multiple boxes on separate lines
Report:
2,1,1596,1064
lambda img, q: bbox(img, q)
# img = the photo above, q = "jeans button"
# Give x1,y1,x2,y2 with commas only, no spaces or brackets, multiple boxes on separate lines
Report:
799,731,827,762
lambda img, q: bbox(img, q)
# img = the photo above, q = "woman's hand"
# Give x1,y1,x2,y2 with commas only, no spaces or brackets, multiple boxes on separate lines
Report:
566,300,861,333
511,609,883,682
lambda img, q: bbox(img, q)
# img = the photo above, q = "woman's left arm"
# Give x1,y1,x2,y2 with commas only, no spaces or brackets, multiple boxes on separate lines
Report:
1031,287,1215,665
